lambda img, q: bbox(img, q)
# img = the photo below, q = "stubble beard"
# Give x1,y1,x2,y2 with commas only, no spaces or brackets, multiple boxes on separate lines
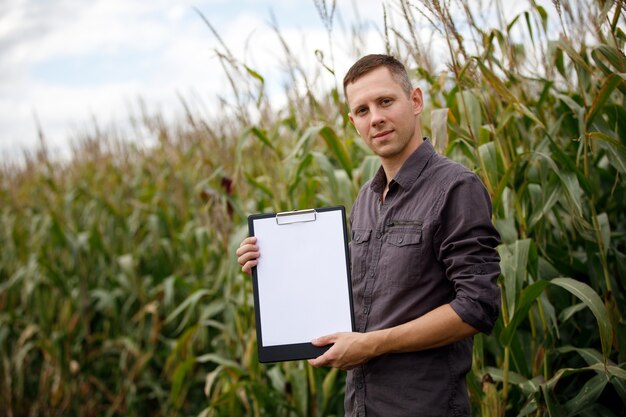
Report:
370,129,415,161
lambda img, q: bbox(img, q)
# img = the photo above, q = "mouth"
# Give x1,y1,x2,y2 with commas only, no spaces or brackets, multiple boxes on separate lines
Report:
372,129,393,141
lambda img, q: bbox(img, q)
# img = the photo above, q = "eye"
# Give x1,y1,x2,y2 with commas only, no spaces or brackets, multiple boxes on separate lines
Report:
356,107,368,116
381,98,393,106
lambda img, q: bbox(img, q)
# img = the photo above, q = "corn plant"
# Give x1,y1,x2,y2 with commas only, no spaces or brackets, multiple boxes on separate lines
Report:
1,0,624,416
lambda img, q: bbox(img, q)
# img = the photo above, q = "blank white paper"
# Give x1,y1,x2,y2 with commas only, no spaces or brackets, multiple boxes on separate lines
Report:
253,209,353,346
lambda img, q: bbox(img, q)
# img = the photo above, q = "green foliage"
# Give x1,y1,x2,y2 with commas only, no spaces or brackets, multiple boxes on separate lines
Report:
1,0,625,416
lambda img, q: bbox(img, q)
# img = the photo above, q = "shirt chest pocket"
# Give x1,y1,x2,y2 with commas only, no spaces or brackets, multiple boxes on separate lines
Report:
383,228,423,288
350,229,371,282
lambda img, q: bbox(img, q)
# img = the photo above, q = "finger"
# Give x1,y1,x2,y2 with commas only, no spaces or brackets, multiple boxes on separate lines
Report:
307,358,320,367
307,355,328,368
235,243,258,258
311,334,337,347
242,259,258,275
239,236,257,247
237,250,260,266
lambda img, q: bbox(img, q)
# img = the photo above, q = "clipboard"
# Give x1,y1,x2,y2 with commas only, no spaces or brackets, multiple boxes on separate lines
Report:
248,206,355,363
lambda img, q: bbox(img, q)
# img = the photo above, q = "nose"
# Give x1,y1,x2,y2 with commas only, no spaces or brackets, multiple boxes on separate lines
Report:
370,107,385,127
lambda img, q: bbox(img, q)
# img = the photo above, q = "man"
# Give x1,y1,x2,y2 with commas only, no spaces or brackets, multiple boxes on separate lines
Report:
237,54,501,416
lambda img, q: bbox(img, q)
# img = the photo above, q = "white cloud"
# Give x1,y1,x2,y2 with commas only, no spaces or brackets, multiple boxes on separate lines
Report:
0,0,220,161
0,0,430,163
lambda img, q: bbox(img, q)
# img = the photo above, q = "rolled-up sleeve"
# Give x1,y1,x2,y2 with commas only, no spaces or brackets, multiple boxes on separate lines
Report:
434,172,501,334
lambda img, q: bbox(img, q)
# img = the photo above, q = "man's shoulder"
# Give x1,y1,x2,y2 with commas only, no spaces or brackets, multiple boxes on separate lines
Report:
354,178,375,204
359,176,375,191
428,153,477,183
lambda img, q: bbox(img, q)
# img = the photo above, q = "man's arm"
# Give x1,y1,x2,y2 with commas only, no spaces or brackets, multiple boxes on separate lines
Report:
310,171,500,371
308,304,476,370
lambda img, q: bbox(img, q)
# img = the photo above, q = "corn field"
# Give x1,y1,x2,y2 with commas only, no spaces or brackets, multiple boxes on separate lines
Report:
1,0,625,416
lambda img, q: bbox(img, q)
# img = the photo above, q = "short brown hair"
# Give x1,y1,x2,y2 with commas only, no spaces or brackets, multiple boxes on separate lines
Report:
343,54,413,100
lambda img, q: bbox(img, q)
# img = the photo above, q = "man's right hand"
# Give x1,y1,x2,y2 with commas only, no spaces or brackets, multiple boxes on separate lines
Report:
236,236,260,274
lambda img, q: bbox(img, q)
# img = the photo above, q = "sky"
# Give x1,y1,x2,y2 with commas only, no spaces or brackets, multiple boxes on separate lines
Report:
0,0,555,164
0,0,390,163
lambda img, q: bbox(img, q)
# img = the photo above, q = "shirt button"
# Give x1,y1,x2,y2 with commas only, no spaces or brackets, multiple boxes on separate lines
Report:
369,270,374,277
398,237,403,243
357,382,363,389
363,307,369,314
355,235,360,241
376,232,382,239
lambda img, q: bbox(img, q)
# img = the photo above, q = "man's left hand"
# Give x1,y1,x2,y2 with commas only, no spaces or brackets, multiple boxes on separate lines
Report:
307,332,378,371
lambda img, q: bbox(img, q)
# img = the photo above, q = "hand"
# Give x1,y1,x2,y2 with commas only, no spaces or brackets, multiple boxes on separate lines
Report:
307,332,378,371
236,236,260,274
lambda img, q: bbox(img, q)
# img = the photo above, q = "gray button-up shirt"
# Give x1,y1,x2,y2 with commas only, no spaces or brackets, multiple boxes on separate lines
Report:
345,139,501,417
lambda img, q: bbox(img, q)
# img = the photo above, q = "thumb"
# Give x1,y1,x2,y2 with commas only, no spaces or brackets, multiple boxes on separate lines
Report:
311,333,337,346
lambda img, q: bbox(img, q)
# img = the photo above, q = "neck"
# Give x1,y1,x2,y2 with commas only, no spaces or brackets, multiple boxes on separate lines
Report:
380,135,424,184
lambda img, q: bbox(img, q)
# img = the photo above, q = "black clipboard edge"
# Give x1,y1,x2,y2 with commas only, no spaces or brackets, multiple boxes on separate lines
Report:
247,205,355,363
259,343,331,363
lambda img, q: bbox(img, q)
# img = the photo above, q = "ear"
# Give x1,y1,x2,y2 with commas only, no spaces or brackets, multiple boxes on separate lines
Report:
348,113,360,136
411,87,424,115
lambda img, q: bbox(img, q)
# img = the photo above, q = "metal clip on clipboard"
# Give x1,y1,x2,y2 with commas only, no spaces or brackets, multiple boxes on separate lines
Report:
275,209,317,225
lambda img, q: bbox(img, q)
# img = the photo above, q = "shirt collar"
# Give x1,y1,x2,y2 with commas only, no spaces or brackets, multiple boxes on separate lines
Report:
370,138,435,194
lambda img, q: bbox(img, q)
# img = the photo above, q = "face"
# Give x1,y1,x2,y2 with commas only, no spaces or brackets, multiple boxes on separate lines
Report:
347,67,423,166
